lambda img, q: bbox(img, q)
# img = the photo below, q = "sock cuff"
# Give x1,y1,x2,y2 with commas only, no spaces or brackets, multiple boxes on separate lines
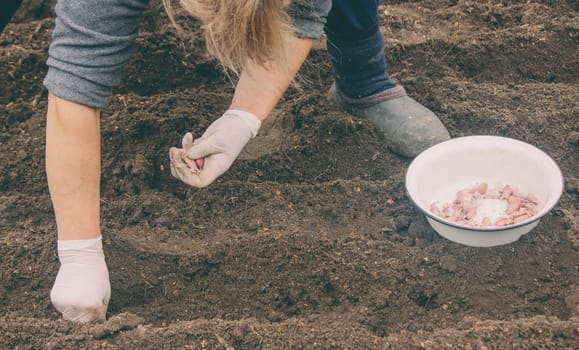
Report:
337,85,407,106
57,235,103,252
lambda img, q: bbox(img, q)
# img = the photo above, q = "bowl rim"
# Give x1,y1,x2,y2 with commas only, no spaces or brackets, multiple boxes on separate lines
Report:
405,135,565,233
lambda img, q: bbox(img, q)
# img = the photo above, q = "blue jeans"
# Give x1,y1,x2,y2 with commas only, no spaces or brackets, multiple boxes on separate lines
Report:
292,0,396,99
44,0,151,108
325,0,397,99
0,0,22,33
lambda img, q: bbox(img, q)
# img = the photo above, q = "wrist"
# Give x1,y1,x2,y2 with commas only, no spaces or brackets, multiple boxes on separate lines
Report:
224,109,261,138
228,98,270,122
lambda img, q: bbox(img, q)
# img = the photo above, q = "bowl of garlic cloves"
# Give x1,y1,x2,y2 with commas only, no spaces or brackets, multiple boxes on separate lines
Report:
405,136,564,247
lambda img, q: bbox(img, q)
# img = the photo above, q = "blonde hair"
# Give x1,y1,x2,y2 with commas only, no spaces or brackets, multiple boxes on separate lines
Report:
164,0,294,74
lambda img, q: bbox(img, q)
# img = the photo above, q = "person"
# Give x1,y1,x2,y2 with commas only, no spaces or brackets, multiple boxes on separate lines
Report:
0,0,22,33
44,0,449,323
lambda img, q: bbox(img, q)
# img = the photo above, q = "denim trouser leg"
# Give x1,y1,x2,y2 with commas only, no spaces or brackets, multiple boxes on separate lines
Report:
43,0,150,108
325,0,397,99
0,0,21,33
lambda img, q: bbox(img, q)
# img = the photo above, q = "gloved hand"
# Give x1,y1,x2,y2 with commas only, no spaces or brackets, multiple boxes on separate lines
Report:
50,236,111,323
169,109,261,188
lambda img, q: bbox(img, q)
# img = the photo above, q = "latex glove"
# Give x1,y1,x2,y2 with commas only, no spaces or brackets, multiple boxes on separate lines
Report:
169,109,261,188
50,236,111,323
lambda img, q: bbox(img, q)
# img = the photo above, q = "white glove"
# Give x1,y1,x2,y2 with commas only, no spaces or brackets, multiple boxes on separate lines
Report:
50,236,111,323
169,109,261,188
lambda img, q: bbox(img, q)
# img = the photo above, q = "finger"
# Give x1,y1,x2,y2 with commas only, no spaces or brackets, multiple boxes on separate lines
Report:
192,156,227,185
187,136,225,159
169,149,179,178
182,132,194,150
169,148,183,178
170,148,208,187
169,147,183,166
179,149,200,172
184,136,205,169
170,147,199,173
174,161,207,187
62,305,107,323
170,154,196,184
169,148,194,178
174,156,219,188
170,148,224,188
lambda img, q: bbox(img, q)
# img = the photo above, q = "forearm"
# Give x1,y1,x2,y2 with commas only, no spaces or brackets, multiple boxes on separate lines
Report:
46,93,101,240
230,37,313,122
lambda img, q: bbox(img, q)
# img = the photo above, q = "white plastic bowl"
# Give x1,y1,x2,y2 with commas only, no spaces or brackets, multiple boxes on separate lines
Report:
405,136,564,247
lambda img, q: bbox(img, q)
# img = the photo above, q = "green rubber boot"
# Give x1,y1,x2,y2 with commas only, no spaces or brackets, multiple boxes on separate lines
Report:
329,84,450,157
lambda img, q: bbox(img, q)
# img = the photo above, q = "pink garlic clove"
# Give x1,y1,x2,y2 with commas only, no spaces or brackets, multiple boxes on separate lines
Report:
430,203,442,216
522,202,536,212
195,158,205,170
481,217,492,226
449,206,465,222
511,208,528,219
501,185,513,198
179,149,200,173
441,205,450,217
455,190,473,204
494,217,508,226
506,195,523,214
465,207,477,220
476,182,488,195
450,202,462,211
513,214,530,223
526,193,538,204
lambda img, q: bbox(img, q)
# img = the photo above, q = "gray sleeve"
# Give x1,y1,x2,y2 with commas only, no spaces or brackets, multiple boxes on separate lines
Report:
288,0,332,39
43,0,150,108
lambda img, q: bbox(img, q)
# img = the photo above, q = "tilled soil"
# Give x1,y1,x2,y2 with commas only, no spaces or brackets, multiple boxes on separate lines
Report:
1,0,578,349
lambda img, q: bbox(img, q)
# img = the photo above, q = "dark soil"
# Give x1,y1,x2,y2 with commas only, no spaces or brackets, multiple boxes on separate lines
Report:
1,0,578,349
